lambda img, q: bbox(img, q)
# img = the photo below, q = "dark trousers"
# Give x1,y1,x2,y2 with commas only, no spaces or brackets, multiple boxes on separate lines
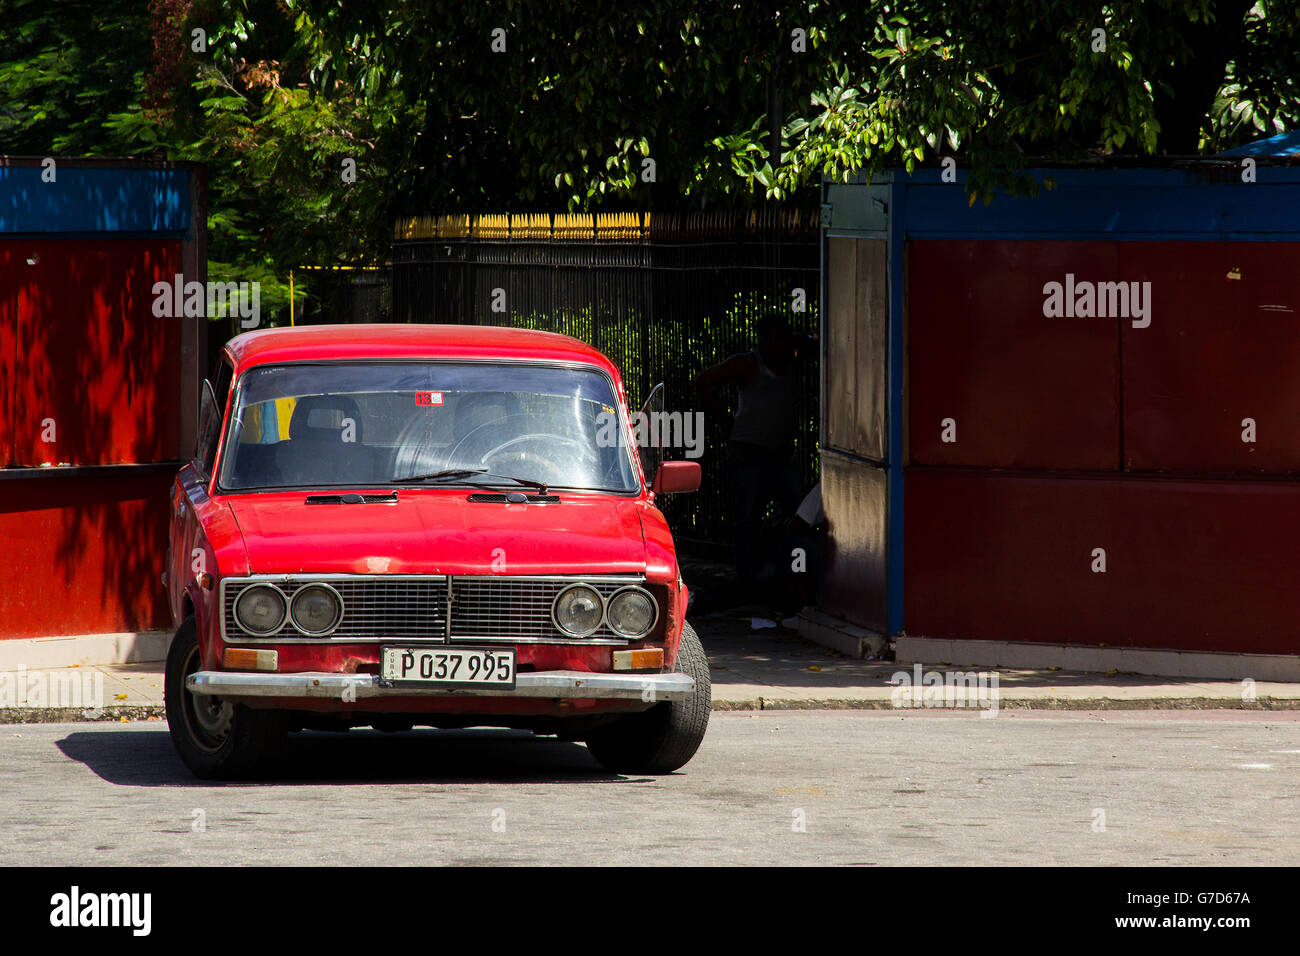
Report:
724,440,803,590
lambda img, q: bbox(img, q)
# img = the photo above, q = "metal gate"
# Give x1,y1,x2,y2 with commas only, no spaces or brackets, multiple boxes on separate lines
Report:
391,210,820,550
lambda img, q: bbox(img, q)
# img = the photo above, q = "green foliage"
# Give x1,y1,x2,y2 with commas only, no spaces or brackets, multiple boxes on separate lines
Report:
1203,1,1300,146
0,0,151,154
277,1,1300,209
85,1,420,323
5,0,1300,297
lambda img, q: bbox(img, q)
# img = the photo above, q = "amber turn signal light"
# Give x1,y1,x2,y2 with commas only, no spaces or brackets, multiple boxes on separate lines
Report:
611,648,664,671
223,648,279,671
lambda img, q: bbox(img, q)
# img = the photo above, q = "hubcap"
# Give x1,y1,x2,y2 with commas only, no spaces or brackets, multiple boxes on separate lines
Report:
182,644,233,751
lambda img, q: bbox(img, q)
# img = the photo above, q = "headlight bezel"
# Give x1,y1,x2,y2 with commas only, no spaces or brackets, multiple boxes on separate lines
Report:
288,582,345,636
605,585,660,639
551,583,606,637
232,583,289,636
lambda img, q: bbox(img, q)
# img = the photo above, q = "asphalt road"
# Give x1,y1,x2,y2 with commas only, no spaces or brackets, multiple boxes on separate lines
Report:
1,711,1296,866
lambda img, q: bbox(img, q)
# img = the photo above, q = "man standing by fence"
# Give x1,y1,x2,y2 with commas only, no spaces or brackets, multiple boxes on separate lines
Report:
695,313,817,600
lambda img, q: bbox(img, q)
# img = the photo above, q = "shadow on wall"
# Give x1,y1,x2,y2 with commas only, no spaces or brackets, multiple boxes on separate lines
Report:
0,238,183,637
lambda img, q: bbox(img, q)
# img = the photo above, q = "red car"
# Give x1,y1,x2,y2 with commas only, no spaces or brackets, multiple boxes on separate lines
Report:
164,324,709,778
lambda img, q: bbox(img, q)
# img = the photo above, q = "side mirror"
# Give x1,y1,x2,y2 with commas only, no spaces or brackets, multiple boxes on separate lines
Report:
638,382,664,420
652,460,701,495
637,382,665,481
195,378,222,477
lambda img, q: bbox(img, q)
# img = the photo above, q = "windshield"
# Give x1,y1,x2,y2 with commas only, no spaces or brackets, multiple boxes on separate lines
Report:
217,362,641,493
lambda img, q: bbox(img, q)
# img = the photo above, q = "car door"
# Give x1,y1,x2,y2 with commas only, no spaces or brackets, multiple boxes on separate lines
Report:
168,359,232,623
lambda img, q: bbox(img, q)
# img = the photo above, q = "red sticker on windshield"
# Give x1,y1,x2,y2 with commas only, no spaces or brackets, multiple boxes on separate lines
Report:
415,391,444,406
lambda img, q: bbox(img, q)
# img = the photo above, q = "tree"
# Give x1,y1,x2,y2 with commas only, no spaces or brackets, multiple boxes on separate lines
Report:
0,0,150,155
5,1,1298,311
278,0,1300,206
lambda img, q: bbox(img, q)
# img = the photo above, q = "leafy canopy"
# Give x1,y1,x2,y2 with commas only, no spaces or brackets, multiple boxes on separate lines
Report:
3,0,1297,315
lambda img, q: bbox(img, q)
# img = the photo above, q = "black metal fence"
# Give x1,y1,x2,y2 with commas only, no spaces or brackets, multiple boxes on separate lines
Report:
295,266,393,325
206,266,393,366
391,210,820,551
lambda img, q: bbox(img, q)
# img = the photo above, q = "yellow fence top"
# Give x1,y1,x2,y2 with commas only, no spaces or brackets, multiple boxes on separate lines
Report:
394,209,818,241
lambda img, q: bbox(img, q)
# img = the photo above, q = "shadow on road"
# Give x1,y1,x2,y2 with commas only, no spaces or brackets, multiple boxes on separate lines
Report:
56,727,646,787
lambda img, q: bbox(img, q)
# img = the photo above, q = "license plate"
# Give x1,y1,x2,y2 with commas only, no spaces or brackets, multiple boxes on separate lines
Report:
380,646,516,689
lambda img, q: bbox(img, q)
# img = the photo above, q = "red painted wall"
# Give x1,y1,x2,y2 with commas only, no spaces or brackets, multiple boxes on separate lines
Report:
2,239,183,467
905,239,1300,654
908,241,1121,470
905,470,1300,655
0,237,184,638
1121,242,1300,475
0,470,173,638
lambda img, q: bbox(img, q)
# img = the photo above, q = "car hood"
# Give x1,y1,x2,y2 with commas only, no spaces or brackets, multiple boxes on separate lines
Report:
224,490,648,576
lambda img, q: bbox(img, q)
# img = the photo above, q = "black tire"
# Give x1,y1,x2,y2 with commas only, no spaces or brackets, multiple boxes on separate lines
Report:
164,617,285,780
585,621,711,774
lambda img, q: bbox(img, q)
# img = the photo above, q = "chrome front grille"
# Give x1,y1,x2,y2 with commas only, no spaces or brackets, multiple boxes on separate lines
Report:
221,574,644,644
222,576,446,642
448,575,638,643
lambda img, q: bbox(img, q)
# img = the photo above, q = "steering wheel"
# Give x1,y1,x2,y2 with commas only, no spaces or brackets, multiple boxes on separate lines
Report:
482,433,592,462
448,416,601,482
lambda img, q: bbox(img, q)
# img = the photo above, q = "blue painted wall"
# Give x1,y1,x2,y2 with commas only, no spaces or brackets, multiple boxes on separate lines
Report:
0,165,192,235
850,166,1300,240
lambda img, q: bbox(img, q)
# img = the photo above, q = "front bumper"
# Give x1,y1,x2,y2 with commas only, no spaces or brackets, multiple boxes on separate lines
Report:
187,670,694,701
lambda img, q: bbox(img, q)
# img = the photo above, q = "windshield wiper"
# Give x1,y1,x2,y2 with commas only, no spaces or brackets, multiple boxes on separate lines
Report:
391,468,549,494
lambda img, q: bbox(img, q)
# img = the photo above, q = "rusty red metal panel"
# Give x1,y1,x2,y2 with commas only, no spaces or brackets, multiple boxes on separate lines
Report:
820,451,887,632
905,468,1300,654
0,245,18,466
1122,241,1300,475
907,240,1121,470
12,238,183,466
0,470,172,638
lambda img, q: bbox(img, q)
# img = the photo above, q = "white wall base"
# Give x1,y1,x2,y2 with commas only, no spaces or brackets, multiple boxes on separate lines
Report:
896,635,1300,683
0,631,173,669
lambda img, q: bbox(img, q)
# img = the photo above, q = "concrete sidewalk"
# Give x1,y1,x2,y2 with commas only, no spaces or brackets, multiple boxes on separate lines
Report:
696,614,1300,710
0,661,166,723
1,617,1297,723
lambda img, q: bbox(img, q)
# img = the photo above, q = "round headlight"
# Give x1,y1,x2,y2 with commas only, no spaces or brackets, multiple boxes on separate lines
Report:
290,583,343,635
553,584,604,637
233,584,287,635
606,587,658,638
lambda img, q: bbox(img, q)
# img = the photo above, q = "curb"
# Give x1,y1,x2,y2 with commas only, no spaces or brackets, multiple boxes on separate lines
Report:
0,706,166,725
711,696,1300,712
4,698,1298,723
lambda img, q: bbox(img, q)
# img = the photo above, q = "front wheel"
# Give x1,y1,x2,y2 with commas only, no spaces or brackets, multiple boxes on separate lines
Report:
164,617,285,779
585,622,711,774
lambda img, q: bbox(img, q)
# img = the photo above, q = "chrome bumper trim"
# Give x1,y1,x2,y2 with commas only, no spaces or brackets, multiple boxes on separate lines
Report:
186,670,693,701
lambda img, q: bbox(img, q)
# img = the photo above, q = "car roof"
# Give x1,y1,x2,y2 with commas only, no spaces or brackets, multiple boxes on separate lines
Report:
223,324,624,384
